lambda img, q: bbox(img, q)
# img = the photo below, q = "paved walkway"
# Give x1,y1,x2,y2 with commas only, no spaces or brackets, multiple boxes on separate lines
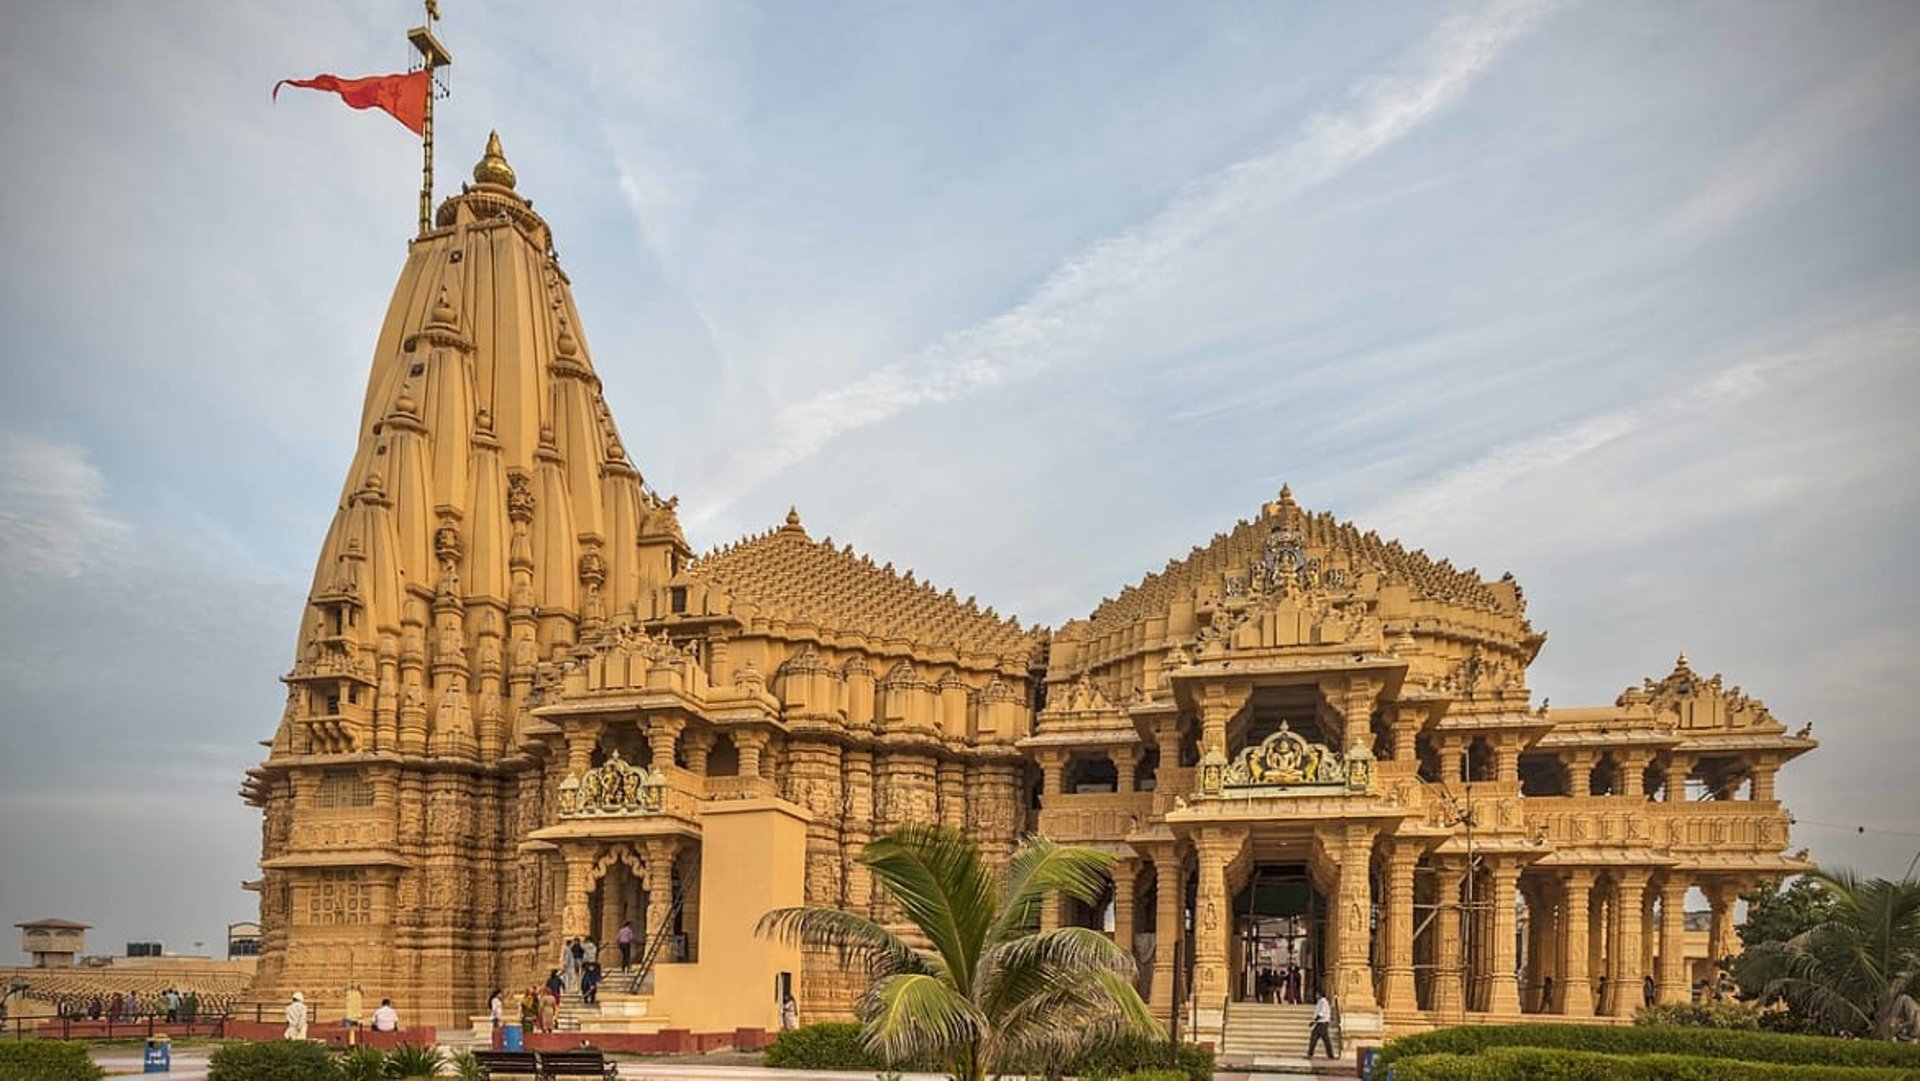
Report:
93,1049,1361,1081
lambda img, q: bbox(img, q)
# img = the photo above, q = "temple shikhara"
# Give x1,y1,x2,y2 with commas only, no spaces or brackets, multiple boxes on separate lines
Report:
243,133,1816,1047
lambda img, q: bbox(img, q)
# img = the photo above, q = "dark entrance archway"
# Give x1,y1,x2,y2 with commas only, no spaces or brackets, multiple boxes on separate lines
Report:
1234,863,1324,1004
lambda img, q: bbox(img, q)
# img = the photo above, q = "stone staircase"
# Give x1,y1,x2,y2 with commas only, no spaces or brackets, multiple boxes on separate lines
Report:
1219,1001,1339,1065
552,973,670,1034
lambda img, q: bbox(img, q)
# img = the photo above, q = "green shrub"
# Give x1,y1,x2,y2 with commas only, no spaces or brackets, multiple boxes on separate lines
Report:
1060,1034,1213,1081
1392,1046,1920,1080
383,1042,445,1078
1122,1069,1192,1081
764,1022,889,1070
208,1039,340,1081
1374,1023,1920,1069
1637,1000,1764,1029
335,1045,386,1081
449,1048,482,1081
0,1041,105,1081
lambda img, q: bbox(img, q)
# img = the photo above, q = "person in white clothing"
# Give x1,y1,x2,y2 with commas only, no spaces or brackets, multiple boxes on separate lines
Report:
371,998,400,1032
1306,991,1334,1059
283,991,308,1041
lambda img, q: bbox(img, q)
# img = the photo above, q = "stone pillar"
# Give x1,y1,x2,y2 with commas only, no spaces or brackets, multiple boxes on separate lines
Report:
1752,757,1777,802
1115,750,1137,794
1332,824,1380,1012
1589,882,1609,1014
647,716,684,772
1437,737,1463,786
1665,755,1691,803
734,729,769,778
1495,737,1519,785
1431,860,1465,1016
681,728,714,775
597,868,621,943
1489,859,1522,1015
1658,877,1689,1003
1559,869,1595,1016
1706,881,1737,971
1040,751,1066,798
1621,751,1646,798
1389,703,1425,763
1151,851,1183,1015
1380,840,1419,1012
1191,834,1234,1006
1112,860,1138,953
1610,872,1648,1018
562,849,595,940
565,728,595,776
1568,750,1596,797
1039,893,1063,931
643,839,681,946
1197,686,1248,758
678,850,702,962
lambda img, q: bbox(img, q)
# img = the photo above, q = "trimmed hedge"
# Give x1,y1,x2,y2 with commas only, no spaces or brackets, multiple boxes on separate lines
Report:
1375,1023,1920,1069
207,1039,340,1081
0,1041,105,1081
1637,1001,1764,1029
1060,1034,1213,1081
1391,1046,1920,1080
764,1022,889,1070
764,1023,1212,1081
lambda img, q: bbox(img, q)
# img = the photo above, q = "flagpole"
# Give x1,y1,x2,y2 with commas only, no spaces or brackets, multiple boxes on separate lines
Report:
408,0,453,236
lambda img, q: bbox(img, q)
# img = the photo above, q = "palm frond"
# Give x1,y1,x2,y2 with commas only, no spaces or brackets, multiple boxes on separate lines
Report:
862,825,997,990
857,971,984,1067
978,925,1137,1015
989,834,1116,944
757,905,925,977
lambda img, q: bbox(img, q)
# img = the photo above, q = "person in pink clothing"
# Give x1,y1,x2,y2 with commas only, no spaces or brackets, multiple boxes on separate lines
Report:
615,920,635,970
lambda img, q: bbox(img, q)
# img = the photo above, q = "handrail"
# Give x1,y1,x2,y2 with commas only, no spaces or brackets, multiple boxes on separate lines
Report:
624,894,686,994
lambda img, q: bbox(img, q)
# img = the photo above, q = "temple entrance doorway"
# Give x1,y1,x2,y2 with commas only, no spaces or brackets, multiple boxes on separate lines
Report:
1234,863,1324,1004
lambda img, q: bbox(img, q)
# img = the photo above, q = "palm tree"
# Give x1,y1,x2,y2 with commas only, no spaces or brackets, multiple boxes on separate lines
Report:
1736,868,1920,1039
757,825,1162,1081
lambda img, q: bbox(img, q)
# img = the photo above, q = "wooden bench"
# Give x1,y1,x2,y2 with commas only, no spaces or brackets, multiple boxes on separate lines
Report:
472,1049,540,1079
537,1049,619,1080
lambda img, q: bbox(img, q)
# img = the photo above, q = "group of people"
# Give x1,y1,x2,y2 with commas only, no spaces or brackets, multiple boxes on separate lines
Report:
1252,963,1308,1004
558,934,608,1003
281,985,402,1041
59,987,202,1024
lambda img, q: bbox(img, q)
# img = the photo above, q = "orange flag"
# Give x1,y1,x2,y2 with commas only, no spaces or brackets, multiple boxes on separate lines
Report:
273,71,429,136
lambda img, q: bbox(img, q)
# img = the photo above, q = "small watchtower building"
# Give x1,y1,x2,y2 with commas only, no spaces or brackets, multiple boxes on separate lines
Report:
16,919,89,968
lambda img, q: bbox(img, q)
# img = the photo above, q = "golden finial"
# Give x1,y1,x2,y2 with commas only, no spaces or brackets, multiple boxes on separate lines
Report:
473,130,517,189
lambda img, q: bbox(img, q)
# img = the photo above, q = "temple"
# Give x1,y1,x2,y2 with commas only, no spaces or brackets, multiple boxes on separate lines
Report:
243,134,1816,1045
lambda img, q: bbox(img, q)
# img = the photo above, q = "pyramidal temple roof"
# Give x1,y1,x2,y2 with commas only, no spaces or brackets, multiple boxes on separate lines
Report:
1082,484,1517,636
688,508,1039,663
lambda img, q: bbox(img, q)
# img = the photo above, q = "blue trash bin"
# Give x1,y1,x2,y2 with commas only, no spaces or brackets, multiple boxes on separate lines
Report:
502,1022,523,1051
143,1035,171,1073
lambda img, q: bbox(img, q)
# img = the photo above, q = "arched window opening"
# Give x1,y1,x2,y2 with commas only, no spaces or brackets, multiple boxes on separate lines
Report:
1065,752,1118,794
706,734,740,777
1589,752,1621,796
1518,753,1569,797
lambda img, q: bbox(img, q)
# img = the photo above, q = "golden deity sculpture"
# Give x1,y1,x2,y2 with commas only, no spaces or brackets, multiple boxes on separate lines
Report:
243,135,1816,1048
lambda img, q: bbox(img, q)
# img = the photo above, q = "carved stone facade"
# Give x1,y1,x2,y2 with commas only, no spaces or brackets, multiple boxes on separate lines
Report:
247,136,1813,1039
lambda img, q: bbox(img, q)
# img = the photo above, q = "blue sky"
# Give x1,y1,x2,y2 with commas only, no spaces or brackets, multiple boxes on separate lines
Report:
2,0,1917,961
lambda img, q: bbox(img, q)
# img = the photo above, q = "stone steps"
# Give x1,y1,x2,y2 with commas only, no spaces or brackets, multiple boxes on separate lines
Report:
1220,1002,1331,1059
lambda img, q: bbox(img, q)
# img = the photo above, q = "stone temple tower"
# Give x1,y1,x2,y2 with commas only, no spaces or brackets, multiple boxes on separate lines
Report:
242,133,692,1020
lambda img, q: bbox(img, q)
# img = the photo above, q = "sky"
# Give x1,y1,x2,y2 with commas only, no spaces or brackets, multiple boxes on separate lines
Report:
1,0,1917,962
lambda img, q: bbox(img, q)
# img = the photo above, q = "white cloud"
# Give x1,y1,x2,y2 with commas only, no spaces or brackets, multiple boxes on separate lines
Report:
1361,311,1920,556
1663,28,1920,242
0,434,130,578
684,0,1557,525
